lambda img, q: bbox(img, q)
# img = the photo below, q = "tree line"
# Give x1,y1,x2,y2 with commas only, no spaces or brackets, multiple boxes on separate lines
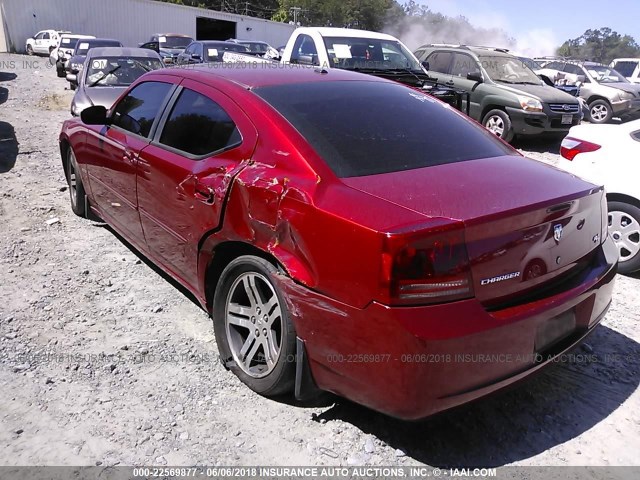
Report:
157,0,640,64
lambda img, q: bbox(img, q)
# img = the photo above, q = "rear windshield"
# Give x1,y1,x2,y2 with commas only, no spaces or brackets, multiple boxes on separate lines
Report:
76,40,121,56
254,81,511,178
612,61,639,78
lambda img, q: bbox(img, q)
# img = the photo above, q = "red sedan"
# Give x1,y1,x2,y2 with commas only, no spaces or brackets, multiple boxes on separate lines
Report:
59,65,617,420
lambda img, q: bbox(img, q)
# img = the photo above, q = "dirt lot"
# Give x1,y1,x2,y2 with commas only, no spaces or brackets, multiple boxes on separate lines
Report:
1,52,639,469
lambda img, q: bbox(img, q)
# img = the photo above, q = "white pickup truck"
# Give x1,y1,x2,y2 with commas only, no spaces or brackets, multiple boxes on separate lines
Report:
223,27,467,111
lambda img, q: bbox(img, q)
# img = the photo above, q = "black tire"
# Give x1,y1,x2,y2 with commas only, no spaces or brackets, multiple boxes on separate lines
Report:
66,147,86,217
26,45,34,56
607,201,640,274
482,109,514,143
56,65,65,78
588,99,613,124
69,82,76,91
213,255,296,396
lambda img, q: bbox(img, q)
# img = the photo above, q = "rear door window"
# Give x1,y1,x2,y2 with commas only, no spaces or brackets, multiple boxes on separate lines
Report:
158,88,241,157
111,81,173,138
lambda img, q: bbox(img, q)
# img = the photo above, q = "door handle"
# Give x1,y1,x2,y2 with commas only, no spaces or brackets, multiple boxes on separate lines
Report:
123,150,137,163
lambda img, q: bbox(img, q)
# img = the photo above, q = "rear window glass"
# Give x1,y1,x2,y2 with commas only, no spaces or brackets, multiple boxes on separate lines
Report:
254,81,511,178
77,40,121,55
613,61,639,78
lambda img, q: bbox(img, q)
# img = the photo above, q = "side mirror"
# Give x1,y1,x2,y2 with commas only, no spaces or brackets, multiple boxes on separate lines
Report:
422,61,430,71
467,72,483,83
66,73,77,85
81,105,108,125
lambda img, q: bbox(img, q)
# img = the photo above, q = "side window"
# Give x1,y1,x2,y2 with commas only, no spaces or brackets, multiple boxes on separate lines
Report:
451,53,480,77
425,52,452,74
159,88,241,157
564,64,583,76
43,33,50,40
291,35,318,65
414,48,426,61
112,81,173,137
545,61,564,70
195,43,204,58
35,32,45,40
632,131,640,142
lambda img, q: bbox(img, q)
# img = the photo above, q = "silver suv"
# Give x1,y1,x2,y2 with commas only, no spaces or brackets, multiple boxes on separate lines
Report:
540,60,640,123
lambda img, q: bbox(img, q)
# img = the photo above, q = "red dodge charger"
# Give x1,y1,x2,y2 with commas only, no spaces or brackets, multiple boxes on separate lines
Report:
59,65,617,420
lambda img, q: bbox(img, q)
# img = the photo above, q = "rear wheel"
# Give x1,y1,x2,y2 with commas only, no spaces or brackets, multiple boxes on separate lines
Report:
213,255,296,396
608,201,640,274
66,147,86,217
482,109,514,143
588,99,613,124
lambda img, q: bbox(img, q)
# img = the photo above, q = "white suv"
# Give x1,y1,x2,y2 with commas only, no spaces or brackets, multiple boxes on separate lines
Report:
25,30,69,56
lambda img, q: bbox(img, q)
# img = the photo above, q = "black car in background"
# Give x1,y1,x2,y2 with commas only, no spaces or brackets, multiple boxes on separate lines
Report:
176,41,250,64
66,39,123,75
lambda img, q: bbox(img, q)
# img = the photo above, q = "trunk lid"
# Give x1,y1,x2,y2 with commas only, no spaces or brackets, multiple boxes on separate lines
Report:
342,155,604,306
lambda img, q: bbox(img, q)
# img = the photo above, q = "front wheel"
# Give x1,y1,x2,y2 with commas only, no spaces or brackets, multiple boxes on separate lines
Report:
608,202,640,274
588,99,613,124
26,45,34,56
66,147,86,217
482,109,514,143
213,255,296,396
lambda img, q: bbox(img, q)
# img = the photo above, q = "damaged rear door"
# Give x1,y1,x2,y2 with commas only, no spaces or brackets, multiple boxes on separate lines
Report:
136,80,258,287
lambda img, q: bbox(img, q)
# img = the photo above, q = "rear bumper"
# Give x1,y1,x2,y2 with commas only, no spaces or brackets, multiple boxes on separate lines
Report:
282,236,618,420
506,106,581,136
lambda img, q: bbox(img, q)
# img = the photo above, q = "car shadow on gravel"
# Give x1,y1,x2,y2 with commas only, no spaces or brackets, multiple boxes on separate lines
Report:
0,72,17,82
0,121,18,172
97,224,204,311
313,325,640,467
0,86,7,104
513,135,564,154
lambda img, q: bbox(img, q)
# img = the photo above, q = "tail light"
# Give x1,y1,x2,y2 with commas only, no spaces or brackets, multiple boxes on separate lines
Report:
600,190,608,242
560,137,601,160
379,222,474,305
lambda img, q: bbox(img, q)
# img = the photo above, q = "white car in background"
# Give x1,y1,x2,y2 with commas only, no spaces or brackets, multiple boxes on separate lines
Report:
25,29,69,55
559,120,640,273
610,58,640,84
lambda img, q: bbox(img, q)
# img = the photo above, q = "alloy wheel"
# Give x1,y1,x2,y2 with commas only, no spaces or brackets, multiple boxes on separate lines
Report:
590,104,609,122
609,211,640,263
225,272,283,378
486,115,505,137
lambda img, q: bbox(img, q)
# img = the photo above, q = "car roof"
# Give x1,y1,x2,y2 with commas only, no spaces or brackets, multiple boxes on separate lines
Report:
156,33,192,37
294,27,399,41
82,38,122,45
611,58,640,62
87,47,161,58
428,45,514,58
157,63,389,89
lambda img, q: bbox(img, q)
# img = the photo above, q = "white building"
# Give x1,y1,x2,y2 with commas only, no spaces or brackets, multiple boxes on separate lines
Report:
0,0,295,53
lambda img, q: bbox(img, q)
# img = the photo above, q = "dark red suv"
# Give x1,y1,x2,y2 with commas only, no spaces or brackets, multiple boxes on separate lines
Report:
59,65,617,420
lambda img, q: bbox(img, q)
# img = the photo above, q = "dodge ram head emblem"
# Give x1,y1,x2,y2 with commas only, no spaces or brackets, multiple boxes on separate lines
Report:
554,224,564,242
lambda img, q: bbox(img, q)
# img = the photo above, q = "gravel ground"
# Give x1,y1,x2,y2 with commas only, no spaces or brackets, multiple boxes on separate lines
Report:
0,53,639,469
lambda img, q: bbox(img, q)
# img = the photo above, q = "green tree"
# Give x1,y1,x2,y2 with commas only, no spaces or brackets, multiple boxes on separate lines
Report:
557,28,640,64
